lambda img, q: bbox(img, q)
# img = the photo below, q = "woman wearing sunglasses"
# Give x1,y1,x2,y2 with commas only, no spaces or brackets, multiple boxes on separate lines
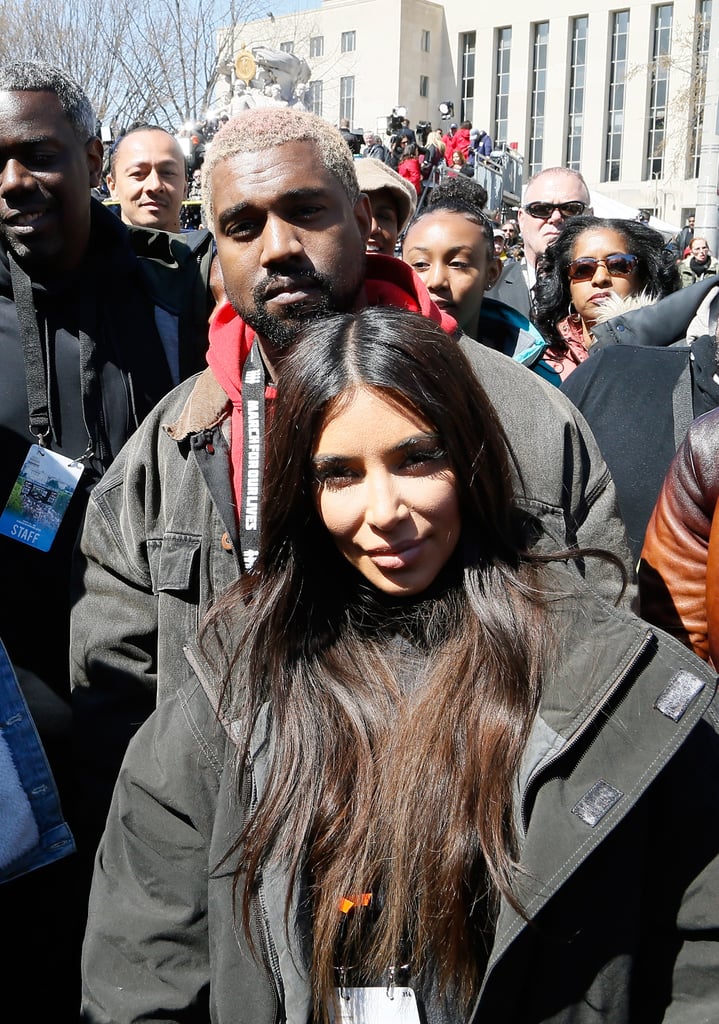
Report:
533,217,680,380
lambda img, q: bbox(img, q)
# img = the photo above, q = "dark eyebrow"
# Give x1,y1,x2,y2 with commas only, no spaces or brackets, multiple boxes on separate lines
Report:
1,134,61,150
218,187,333,230
405,244,473,258
312,432,441,466
123,159,182,171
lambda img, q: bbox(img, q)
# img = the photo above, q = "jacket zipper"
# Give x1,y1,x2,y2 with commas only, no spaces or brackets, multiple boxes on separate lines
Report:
521,629,655,832
249,765,286,1020
183,646,286,1018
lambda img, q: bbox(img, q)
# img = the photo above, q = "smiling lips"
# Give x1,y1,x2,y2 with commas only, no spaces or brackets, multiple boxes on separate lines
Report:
365,538,423,570
3,208,48,229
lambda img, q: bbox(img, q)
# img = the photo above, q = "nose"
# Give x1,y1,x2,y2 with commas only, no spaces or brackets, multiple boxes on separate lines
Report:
259,213,304,267
365,471,409,531
590,259,613,287
547,206,565,226
144,168,166,192
0,157,34,195
423,260,449,294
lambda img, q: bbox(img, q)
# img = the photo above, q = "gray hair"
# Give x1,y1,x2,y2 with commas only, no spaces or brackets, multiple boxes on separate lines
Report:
0,60,96,141
523,166,591,206
201,107,359,229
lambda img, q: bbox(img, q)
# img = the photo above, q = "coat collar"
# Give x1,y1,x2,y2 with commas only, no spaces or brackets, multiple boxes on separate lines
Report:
185,570,717,1016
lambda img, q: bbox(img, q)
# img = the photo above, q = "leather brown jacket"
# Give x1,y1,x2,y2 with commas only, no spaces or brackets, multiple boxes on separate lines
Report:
639,406,719,665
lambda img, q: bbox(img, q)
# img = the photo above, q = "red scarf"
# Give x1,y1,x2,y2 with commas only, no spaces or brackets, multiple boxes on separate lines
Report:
205,255,457,519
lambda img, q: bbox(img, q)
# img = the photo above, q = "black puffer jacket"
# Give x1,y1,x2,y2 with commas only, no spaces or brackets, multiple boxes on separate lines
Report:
0,198,173,701
561,279,719,565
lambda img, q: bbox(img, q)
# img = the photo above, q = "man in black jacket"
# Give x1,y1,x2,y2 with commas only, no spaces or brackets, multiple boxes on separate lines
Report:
106,124,215,383
0,59,173,1017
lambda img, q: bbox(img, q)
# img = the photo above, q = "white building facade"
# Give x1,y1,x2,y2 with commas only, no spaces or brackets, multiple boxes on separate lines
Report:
220,0,715,225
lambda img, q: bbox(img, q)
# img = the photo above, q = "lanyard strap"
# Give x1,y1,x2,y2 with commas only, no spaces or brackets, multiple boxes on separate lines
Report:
239,338,266,571
9,252,102,463
9,252,51,445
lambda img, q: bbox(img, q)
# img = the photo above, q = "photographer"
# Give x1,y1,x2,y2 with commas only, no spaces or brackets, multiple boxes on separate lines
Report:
339,118,362,155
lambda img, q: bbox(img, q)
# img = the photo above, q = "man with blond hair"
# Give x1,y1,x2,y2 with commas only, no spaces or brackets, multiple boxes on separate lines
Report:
71,107,632,874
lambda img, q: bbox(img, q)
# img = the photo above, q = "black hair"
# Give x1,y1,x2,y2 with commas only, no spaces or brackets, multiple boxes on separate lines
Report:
404,177,493,258
533,215,681,345
108,124,181,175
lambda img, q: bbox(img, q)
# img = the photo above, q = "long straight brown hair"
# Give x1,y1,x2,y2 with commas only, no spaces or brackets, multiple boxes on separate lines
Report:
201,308,555,1018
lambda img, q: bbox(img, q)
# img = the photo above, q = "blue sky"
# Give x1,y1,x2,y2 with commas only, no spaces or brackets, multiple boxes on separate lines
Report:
266,0,320,12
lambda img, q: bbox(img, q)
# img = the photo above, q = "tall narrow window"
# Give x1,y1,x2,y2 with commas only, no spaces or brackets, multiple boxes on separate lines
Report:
565,16,588,171
604,10,629,182
494,27,511,146
307,80,323,117
460,32,476,124
421,29,431,52
645,4,673,180
340,76,355,122
309,36,324,59
280,41,294,53
528,21,549,176
687,0,712,178
341,30,356,53
419,75,429,98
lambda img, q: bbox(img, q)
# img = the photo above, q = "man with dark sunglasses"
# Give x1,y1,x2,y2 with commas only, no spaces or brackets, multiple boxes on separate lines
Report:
518,167,592,288
487,166,591,318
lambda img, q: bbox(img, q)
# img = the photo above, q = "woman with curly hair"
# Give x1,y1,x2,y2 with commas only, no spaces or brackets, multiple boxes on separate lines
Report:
533,216,680,380
81,305,719,1024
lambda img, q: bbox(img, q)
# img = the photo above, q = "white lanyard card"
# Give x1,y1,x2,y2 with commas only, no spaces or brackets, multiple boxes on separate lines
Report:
328,986,421,1023
0,444,83,552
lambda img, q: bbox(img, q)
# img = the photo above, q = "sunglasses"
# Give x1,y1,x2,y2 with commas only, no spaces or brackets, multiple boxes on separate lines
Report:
567,253,639,282
523,201,587,219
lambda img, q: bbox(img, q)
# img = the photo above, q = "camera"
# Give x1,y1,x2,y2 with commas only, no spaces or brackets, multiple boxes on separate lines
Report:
387,105,408,134
415,121,432,146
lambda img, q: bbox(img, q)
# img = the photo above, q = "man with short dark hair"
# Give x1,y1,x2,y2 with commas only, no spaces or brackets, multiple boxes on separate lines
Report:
339,116,362,155
0,58,174,1019
106,123,215,384
71,109,633,910
676,214,695,257
107,125,187,233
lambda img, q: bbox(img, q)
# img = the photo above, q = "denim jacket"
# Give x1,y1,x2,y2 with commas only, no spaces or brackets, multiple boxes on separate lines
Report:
0,639,75,883
70,335,635,856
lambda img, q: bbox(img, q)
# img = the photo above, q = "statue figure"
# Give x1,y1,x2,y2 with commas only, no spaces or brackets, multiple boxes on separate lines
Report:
292,82,310,111
230,79,254,115
227,46,312,112
251,47,311,104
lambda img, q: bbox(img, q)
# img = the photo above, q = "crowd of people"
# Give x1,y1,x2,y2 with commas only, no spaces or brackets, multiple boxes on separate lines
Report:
1,57,719,1024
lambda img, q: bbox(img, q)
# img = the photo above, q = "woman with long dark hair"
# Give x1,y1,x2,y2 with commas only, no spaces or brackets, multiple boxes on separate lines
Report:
533,216,680,380
81,308,719,1024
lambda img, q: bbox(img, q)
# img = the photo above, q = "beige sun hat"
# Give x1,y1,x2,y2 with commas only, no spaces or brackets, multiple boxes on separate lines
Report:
355,157,417,233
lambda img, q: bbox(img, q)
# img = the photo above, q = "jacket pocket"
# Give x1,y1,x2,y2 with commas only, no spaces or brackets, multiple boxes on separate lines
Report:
152,532,201,592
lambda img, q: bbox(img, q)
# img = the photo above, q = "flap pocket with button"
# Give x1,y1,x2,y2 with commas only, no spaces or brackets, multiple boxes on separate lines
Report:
155,533,201,592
